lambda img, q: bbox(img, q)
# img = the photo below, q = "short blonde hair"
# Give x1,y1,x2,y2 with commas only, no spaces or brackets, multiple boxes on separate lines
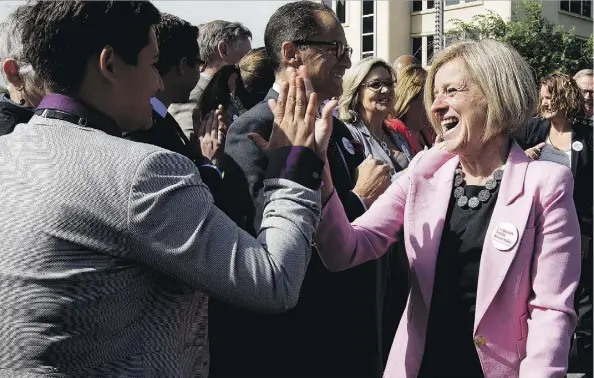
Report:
424,39,537,141
393,65,427,119
338,57,395,124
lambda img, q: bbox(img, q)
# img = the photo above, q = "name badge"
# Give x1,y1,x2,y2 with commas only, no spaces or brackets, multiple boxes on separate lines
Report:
342,137,355,155
492,222,519,251
572,141,583,152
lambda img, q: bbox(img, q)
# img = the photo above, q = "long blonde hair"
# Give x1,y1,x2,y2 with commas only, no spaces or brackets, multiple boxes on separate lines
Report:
338,57,395,124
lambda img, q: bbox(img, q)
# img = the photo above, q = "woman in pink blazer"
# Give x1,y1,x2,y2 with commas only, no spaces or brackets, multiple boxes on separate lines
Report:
316,40,581,378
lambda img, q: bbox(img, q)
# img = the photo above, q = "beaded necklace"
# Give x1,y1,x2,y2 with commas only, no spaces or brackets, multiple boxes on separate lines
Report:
452,164,504,209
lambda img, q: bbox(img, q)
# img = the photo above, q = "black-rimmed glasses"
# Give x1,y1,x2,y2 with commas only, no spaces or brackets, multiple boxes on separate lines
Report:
291,40,353,60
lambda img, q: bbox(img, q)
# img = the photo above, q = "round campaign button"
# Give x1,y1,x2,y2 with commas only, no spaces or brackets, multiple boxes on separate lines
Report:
491,222,519,251
342,137,355,155
572,141,583,152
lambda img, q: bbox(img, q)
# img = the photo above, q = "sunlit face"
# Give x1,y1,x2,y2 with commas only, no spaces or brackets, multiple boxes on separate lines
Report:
298,14,352,101
576,75,593,118
431,58,488,155
113,27,163,131
356,65,395,118
539,85,559,120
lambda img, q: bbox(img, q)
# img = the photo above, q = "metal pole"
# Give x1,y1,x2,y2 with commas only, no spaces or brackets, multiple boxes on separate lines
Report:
434,0,444,54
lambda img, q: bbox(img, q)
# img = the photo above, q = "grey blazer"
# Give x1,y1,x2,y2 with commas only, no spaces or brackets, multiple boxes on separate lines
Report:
0,116,320,377
168,74,210,138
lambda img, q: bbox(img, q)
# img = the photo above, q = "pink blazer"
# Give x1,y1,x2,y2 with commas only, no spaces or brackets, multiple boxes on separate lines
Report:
316,142,581,378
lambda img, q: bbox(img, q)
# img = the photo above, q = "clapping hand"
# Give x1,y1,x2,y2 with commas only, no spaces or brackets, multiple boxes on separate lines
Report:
194,105,227,164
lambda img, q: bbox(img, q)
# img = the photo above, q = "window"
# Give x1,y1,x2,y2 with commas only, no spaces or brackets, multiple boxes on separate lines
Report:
427,35,435,64
412,1,435,12
361,1,375,58
560,0,592,17
412,37,422,62
446,0,460,5
411,35,436,66
336,0,346,24
427,1,435,9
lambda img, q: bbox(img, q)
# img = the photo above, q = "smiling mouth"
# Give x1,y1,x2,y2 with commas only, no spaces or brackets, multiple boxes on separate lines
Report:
378,98,392,104
441,117,459,131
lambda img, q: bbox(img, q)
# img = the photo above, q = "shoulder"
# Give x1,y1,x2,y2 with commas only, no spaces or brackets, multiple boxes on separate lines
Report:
227,101,273,137
525,159,573,200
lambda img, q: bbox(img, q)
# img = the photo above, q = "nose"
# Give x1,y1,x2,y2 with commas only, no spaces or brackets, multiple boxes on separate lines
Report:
340,54,352,69
430,93,447,113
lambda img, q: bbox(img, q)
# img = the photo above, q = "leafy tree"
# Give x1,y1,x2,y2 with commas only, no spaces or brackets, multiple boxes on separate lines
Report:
446,0,593,80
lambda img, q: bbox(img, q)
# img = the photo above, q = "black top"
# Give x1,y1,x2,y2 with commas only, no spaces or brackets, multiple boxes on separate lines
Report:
0,93,34,136
514,117,593,237
418,184,500,378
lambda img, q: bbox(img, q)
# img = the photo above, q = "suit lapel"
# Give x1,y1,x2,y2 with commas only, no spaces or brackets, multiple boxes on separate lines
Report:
474,142,531,332
407,151,458,310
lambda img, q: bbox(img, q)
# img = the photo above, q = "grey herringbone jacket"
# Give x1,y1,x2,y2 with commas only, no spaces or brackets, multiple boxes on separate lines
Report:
0,116,320,377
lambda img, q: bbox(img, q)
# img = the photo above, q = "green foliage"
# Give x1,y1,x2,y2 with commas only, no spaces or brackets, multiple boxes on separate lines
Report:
446,0,593,81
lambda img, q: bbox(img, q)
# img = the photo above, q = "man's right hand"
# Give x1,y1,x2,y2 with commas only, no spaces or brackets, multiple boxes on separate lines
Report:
352,157,391,208
525,142,546,160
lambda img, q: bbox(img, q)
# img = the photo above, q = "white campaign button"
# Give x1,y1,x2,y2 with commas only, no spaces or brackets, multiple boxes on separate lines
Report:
492,222,519,251
572,141,583,152
342,137,355,155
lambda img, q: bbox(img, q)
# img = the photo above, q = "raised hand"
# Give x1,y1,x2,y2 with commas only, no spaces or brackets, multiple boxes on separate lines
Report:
249,72,317,153
353,157,392,208
525,142,546,160
195,105,228,163
314,99,337,162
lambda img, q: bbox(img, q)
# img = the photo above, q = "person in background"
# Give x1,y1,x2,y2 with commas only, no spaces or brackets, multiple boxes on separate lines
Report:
0,10,45,135
169,20,252,137
315,39,580,378
386,64,435,157
126,13,225,205
0,1,328,375
393,54,421,80
338,57,410,178
216,2,391,377
574,69,593,120
516,72,592,378
198,46,274,124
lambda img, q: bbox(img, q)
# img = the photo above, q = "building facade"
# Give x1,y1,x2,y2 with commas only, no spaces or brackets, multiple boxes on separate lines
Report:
322,0,593,67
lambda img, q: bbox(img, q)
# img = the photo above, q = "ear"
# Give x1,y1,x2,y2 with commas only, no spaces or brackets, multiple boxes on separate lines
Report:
177,57,188,76
98,46,117,84
280,41,299,68
2,58,24,89
217,41,228,60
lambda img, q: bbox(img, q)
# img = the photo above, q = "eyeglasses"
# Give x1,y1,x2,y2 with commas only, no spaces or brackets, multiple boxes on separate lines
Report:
291,40,353,60
197,58,207,73
361,80,395,91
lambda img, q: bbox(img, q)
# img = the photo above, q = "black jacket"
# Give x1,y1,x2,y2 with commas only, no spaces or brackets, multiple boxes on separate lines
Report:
0,93,35,136
514,117,592,236
212,88,389,377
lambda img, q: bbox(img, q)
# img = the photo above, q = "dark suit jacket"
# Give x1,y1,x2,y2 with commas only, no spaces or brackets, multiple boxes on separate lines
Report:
211,88,388,377
126,110,222,203
515,117,592,375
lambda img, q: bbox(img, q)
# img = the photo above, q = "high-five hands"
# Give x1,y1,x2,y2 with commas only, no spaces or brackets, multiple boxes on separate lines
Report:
249,66,334,161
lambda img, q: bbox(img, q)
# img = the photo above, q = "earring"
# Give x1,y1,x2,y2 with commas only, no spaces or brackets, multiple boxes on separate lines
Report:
19,99,25,105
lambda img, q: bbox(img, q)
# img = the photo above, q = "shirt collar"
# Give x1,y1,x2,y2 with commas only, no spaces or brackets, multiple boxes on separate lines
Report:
150,97,167,118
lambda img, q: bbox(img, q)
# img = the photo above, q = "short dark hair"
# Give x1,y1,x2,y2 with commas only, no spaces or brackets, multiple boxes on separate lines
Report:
154,13,199,76
15,1,161,94
264,1,336,72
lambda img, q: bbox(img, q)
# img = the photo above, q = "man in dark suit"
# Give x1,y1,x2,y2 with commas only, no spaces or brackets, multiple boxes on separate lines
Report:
127,13,223,199
214,2,392,377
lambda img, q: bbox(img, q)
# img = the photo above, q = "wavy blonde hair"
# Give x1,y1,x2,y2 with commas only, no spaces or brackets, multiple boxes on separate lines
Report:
424,39,537,142
338,57,395,124
392,64,426,120
540,73,585,123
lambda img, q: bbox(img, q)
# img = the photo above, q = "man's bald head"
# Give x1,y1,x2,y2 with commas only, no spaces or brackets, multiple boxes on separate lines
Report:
393,55,421,78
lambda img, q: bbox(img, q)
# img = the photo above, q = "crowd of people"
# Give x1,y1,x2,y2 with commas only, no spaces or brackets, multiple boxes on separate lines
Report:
0,1,591,377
